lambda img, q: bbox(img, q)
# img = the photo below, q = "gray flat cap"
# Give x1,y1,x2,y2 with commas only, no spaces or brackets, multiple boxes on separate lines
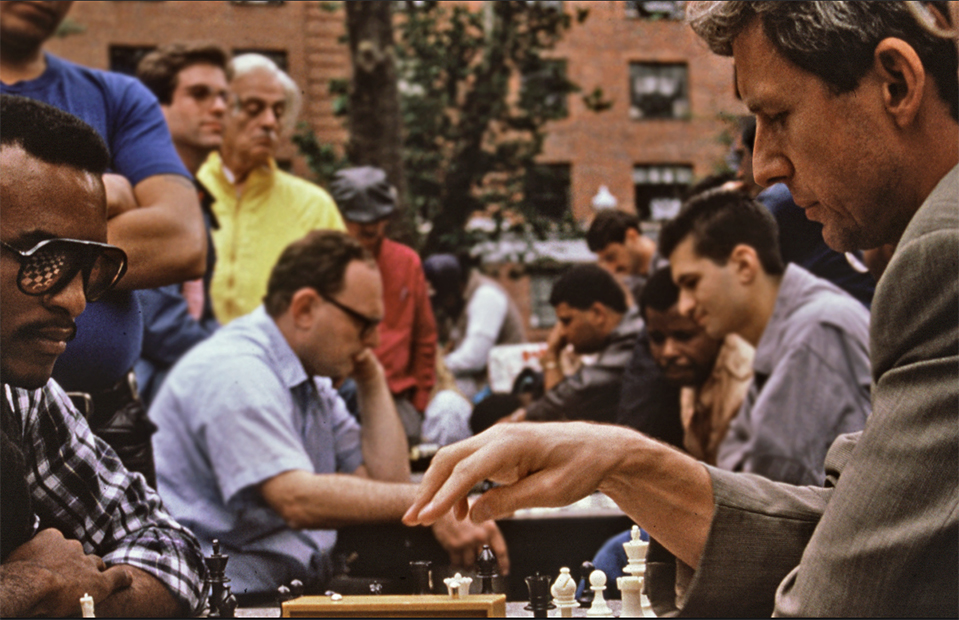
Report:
330,166,396,223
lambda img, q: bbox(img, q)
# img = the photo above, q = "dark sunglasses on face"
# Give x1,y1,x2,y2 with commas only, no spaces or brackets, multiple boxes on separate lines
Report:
318,292,380,339
1,238,128,302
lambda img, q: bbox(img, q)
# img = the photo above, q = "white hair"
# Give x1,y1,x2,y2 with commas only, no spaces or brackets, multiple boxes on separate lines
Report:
227,53,301,129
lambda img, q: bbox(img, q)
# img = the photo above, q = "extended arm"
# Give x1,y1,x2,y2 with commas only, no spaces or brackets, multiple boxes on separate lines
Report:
445,286,508,374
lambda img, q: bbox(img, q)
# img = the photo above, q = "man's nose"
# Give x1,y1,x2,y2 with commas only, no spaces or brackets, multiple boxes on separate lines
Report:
45,271,86,319
210,93,228,115
677,290,696,318
751,122,791,188
662,337,681,359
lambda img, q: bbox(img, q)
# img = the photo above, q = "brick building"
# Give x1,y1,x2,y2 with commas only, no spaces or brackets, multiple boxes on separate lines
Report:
45,0,746,336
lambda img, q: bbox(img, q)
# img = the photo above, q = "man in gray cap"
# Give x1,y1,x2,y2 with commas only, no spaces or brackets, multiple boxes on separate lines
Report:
331,167,437,446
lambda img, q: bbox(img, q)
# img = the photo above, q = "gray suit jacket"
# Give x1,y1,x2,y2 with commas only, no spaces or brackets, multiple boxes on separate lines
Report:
648,165,958,617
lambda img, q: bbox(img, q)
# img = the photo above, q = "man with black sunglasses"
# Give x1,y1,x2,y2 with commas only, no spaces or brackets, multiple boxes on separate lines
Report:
0,95,206,616
149,230,508,600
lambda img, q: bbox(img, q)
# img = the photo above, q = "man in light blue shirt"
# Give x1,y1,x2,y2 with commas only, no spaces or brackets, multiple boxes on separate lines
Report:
150,231,507,598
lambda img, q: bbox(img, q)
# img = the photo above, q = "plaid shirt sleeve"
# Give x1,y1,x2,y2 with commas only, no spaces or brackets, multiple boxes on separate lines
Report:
5,382,208,615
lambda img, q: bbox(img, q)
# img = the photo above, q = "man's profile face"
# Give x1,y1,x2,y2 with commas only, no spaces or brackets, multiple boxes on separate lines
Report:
669,236,743,341
223,68,286,167
162,63,228,156
0,146,106,389
553,302,607,355
345,219,388,257
299,260,384,380
734,20,908,251
646,304,722,387
596,241,631,276
0,1,72,53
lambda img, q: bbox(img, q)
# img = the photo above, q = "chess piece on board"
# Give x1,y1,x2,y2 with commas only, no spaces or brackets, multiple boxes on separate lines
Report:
551,567,579,618
577,560,596,608
80,593,95,618
476,545,499,594
585,569,614,618
524,573,555,618
204,539,237,618
410,560,433,595
617,525,655,617
444,572,472,597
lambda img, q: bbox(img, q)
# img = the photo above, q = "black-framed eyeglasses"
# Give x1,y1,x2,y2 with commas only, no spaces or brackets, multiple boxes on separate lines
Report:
1,238,128,302
319,292,381,339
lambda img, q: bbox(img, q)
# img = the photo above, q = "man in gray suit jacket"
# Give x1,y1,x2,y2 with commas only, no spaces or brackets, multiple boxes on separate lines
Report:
404,2,958,616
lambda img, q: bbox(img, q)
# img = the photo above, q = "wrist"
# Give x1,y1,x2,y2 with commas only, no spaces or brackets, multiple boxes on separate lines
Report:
541,356,560,370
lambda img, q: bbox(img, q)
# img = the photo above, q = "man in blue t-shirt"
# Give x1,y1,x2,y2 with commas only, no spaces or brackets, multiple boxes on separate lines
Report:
0,1,207,484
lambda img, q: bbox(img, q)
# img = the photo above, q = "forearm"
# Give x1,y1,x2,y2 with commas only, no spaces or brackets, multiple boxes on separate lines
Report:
264,470,419,529
356,373,411,482
94,567,182,618
539,353,564,392
598,430,714,569
109,175,206,290
0,561,55,618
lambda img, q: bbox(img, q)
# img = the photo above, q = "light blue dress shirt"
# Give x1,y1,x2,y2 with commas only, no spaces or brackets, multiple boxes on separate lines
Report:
150,307,363,596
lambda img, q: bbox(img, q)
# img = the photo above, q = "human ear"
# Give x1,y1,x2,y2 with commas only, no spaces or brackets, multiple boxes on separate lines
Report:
874,38,925,128
729,244,759,284
289,288,319,329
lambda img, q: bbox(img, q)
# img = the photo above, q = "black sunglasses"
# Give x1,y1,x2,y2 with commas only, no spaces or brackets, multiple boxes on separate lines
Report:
1,238,128,302
319,292,381,339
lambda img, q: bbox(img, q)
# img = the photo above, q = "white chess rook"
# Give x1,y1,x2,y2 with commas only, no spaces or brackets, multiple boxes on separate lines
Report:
443,572,472,598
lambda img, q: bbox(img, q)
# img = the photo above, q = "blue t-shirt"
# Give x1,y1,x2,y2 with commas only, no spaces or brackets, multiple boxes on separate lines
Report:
2,53,191,391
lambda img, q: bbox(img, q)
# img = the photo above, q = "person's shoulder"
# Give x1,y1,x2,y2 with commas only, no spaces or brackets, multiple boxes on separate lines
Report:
275,168,334,200
51,54,156,102
380,238,421,264
898,165,958,251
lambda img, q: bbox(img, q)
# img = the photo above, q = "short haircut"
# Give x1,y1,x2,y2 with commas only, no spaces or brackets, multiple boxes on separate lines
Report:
683,171,737,201
688,1,958,121
264,230,373,317
587,210,641,252
228,53,301,129
658,188,785,276
549,264,628,314
136,42,229,105
640,267,680,319
0,95,109,175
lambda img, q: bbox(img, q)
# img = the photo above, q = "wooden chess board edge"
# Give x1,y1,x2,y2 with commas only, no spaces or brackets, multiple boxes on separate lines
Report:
281,593,507,618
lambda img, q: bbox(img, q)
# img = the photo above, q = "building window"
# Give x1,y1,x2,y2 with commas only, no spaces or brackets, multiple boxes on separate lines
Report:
232,49,289,72
109,45,156,76
525,163,571,220
521,59,569,120
625,1,685,20
629,62,689,120
633,164,693,221
529,273,558,329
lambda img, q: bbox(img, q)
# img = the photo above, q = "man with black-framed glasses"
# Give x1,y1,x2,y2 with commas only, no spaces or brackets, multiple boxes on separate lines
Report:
0,95,206,617
149,230,508,601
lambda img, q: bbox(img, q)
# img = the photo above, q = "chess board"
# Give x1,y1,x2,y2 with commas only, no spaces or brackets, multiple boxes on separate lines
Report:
280,593,507,617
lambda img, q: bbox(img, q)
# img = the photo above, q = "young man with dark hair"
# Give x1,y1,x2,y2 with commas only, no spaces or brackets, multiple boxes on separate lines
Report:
0,1,207,483
406,3,958,614
586,209,662,299
512,264,643,424
133,42,230,406
150,230,507,599
657,189,871,485
0,95,205,618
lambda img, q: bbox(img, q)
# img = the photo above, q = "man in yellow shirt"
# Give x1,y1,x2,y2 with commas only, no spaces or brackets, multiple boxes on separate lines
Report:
198,53,344,324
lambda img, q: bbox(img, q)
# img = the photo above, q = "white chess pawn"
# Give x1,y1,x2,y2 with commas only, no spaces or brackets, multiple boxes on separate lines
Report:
80,593,95,618
585,569,614,617
444,572,472,597
551,567,578,618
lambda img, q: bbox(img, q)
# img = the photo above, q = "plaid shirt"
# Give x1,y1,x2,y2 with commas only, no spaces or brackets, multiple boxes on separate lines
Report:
4,381,207,614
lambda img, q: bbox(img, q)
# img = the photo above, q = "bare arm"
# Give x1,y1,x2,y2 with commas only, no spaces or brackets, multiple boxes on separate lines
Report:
540,324,567,392
352,350,410,482
107,174,206,290
94,566,182,618
403,422,714,569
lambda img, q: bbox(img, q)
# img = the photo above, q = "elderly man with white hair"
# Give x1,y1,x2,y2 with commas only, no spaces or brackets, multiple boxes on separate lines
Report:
198,54,345,325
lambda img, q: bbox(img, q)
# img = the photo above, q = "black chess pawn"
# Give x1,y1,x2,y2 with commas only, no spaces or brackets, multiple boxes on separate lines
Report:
524,572,555,618
289,579,304,599
577,561,595,608
410,560,433,595
204,539,237,618
476,545,498,594
276,585,293,615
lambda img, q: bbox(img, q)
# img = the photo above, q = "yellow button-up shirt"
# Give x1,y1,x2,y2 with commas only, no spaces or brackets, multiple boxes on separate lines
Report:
198,152,345,324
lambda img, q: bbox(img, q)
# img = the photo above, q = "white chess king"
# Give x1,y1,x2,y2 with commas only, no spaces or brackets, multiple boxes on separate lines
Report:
617,525,656,617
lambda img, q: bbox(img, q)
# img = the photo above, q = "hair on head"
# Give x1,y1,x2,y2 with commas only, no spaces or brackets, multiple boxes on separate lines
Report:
136,42,228,105
640,267,680,319
549,263,628,314
0,95,109,175
687,1,957,120
264,230,373,316
659,188,785,276
587,210,642,252
228,53,301,129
